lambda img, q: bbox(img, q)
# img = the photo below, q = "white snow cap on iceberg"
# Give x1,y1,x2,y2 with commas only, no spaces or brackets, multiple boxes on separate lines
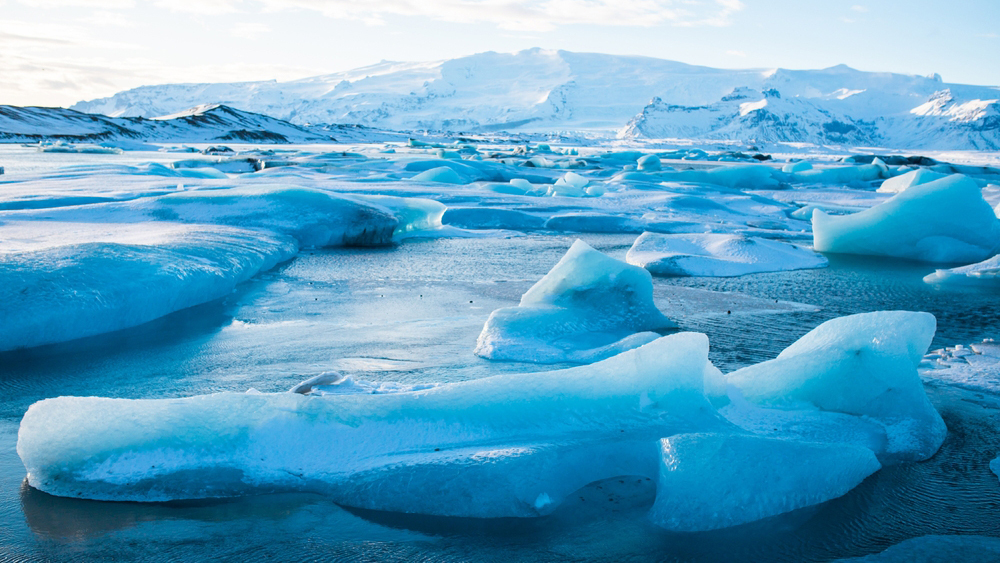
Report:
812,174,1000,264
475,239,676,364
626,232,827,277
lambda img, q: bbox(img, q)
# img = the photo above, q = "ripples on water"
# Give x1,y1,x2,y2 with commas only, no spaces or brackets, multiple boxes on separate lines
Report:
2,236,1000,562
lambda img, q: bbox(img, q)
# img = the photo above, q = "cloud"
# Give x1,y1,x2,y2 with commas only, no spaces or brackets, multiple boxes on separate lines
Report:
850,5,868,12
153,0,241,15
726,49,746,57
17,0,134,7
231,22,271,39
248,0,746,31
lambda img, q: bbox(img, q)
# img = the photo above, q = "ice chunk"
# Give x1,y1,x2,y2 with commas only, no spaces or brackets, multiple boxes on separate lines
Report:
648,433,879,532
17,332,726,507
793,161,888,184
409,166,465,184
923,254,1000,285
475,240,676,363
876,168,947,194
727,311,946,461
626,232,827,277
142,187,405,247
637,154,662,171
813,175,1000,263
992,456,1000,483
782,160,813,173
0,225,297,352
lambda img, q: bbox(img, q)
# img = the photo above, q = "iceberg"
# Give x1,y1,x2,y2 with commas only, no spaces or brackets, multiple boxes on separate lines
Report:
409,166,466,184
0,224,297,352
637,154,661,171
726,311,946,462
812,174,1000,263
0,188,449,351
626,232,827,277
876,168,947,194
475,240,676,363
17,332,726,509
648,433,880,532
782,160,813,173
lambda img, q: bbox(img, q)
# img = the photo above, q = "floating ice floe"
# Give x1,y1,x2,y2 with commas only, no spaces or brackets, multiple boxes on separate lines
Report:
726,311,946,462
625,232,827,277
0,224,297,352
17,332,726,508
0,187,450,351
475,239,675,363
812,174,1000,263
923,254,1000,285
781,160,813,173
921,339,1000,394
17,310,943,530
648,433,879,532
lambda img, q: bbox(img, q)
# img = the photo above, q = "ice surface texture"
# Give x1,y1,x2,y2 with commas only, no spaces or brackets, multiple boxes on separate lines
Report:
813,174,1000,263
626,232,827,277
475,240,676,363
648,433,880,532
727,311,946,462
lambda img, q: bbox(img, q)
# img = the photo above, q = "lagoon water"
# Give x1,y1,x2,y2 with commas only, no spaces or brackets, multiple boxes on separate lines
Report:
3,234,1000,562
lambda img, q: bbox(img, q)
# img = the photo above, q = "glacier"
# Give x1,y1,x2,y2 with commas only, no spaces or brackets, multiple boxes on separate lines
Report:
474,239,675,363
63,49,1000,150
812,174,1000,263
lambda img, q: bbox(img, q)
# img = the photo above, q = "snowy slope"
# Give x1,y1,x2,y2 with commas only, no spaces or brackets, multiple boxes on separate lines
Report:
69,49,1000,149
0,104,333,143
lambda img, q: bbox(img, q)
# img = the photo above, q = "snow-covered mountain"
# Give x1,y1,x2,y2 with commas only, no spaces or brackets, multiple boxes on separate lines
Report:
0,104,333,143
66,48,1000,149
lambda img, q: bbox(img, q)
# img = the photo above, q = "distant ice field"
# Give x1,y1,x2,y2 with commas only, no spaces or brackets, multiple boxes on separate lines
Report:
3,142,1000,561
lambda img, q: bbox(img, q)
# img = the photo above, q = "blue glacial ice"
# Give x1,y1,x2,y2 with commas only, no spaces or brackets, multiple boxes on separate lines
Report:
0,224,297,352
726,311,946,462
812,174,1000,263
648,433,880,532
474,239,676,363
0,187,449,351
17,332,725,509
626,232,827,277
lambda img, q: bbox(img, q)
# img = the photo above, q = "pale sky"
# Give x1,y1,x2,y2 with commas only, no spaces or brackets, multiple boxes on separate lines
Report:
1,0,998,108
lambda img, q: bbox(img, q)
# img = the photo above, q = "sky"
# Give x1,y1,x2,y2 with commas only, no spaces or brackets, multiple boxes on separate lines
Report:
1,0,998,108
